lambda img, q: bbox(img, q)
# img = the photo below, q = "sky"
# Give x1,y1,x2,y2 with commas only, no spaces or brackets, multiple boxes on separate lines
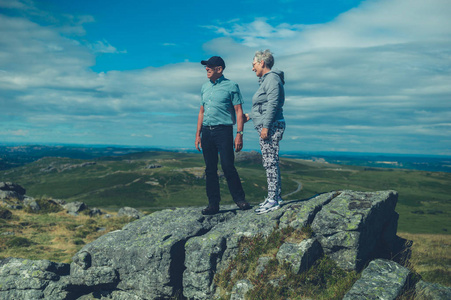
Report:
0,0,450,155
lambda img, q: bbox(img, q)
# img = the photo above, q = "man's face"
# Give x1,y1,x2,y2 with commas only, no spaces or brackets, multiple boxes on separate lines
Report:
206,65,222,81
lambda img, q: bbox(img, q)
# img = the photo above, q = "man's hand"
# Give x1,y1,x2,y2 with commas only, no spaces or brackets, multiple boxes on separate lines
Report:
195,135,202,152
195,106,204,152
235,134,243,152
260,128,269,140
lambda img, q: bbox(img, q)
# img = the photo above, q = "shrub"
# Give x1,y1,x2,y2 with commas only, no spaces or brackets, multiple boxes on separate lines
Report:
24,198,62,214
0,208,12,219
73,239,85,246
5,237,34,248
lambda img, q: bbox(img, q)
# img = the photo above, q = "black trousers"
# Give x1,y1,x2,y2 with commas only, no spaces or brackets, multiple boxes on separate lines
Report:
201,125,245,206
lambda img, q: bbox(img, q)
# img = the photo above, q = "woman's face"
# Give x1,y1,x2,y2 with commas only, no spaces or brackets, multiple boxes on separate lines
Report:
252,58,264,77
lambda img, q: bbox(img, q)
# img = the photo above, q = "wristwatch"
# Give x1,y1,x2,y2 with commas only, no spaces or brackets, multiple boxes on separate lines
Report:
237,131,243,135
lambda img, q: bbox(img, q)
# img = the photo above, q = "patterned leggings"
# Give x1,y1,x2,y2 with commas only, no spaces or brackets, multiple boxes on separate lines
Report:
257,120,286,201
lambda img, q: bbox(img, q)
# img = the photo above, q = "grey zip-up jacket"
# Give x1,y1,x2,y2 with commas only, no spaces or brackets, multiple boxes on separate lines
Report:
250,69,285,128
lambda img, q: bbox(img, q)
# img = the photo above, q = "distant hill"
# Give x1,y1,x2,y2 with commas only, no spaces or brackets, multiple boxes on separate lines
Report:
0,145,165,171
2,145,450,172
0,146,450,234
282,151,451,173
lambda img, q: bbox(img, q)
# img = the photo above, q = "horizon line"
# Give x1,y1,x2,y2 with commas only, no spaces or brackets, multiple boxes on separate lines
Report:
1,142,450,158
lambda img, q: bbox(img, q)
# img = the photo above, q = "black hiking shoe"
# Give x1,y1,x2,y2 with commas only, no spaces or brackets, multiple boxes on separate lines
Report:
202,205,219,215
236,201,251,210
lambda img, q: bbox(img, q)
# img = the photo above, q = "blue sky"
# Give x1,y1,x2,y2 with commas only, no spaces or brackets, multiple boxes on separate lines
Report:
1,0,450,155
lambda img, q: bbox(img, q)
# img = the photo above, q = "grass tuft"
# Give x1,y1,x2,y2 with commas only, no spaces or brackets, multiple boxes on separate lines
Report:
398,232,451,287
5,236,34,248
215,226,357,300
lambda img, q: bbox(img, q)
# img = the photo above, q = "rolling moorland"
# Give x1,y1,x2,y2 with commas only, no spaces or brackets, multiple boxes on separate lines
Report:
0,146,449,234
0,147,451,234
0,146,450,289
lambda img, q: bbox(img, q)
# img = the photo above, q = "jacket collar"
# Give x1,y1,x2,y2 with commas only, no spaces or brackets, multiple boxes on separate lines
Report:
258,72,269,85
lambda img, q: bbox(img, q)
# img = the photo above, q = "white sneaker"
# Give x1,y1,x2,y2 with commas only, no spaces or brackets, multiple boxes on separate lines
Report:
255,200,280,214
259,198,283,207
259,198,270,207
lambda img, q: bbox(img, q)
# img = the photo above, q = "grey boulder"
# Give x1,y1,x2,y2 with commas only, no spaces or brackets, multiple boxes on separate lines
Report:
276,238,323,274
415,280,451,300
343,259,411,300
117,206,144,219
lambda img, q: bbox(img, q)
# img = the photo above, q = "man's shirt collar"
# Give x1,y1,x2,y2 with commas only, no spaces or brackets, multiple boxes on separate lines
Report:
210,75,225,84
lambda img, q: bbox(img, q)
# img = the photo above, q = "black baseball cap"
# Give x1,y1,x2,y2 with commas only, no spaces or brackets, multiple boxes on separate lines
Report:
201,56,225,69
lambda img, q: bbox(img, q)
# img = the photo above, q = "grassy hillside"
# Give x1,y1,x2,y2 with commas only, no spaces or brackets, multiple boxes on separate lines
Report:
0,208,134,263
1,151,450,234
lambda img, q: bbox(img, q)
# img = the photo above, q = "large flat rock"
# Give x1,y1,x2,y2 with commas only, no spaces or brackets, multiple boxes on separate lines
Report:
1,190,413,300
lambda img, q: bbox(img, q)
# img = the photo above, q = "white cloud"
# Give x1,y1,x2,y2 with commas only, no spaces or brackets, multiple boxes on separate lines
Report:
0,129,29,136
0,0,450,154
207,18,301,48
89,39,127,54
212,0,451,54
203,0,451,154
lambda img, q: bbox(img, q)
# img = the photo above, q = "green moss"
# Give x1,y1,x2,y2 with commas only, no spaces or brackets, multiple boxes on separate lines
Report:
31,270,43,277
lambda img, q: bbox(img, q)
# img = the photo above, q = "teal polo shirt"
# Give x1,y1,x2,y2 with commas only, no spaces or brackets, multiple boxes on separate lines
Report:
201,75,244,126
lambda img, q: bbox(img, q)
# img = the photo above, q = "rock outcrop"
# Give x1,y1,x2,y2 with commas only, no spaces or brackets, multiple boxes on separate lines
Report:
0,182,26,201
1,190,447,299
0,182,112,217
276,238,323,274
117,206,144,219
415,280,451,299
0,258,70,300
311,190,402,271
40,162,97,173
343,259,411,299
234,150,262,163
64,201,89,216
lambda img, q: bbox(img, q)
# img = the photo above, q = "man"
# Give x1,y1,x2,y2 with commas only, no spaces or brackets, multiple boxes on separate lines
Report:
195,56,251,215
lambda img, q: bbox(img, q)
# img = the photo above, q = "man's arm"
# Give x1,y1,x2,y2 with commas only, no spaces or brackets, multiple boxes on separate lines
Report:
234,104,244,152
195,106,204,152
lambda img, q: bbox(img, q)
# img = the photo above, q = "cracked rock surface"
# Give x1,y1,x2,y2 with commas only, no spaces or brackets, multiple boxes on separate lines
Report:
343,259,411,300
1,190,418,299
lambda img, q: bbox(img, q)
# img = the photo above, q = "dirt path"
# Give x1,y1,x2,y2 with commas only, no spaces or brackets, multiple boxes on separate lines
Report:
282,179,302,198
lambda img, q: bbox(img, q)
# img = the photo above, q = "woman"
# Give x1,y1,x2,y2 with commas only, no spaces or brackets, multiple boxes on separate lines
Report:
246,49,286,214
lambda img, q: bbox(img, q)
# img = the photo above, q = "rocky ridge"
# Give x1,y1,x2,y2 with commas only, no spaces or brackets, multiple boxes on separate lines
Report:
0,182,143,219
1,188,450,299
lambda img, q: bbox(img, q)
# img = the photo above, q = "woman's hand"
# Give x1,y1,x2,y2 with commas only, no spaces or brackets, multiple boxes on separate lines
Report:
243,113,250,123
260,128,269,139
